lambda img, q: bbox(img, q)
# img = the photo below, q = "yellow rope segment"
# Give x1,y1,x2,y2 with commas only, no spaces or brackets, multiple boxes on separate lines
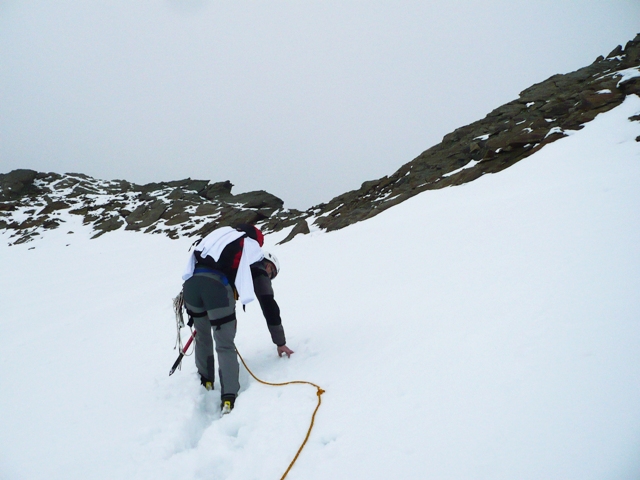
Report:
235,349,325,480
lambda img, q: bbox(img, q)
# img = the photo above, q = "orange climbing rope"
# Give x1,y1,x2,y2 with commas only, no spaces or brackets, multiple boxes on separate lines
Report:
235,349,325,480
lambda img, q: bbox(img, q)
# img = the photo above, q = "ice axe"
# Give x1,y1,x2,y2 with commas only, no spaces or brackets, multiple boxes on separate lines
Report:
169,330,196,376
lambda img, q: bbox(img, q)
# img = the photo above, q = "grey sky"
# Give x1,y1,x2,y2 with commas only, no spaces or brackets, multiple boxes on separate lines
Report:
1,1,639,209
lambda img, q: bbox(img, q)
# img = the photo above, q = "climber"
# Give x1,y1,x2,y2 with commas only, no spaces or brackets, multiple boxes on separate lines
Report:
181,224,294,413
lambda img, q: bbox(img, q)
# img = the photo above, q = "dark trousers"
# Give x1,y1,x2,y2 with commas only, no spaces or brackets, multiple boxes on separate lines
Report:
182,272,239,397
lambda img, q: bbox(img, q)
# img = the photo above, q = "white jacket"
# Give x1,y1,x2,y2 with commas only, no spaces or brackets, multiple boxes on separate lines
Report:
182,226,264,305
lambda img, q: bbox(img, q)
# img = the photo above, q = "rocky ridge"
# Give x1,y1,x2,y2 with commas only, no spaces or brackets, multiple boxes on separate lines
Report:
2,34,640,246
310,34,640,231
0,171,304,245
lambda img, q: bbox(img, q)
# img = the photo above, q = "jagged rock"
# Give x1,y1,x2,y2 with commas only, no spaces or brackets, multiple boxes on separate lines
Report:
578,90,620,110
101,202,127,215
0,202,17,212
36,172,62,182
620,76,640,96
83,213,100,225
165,212,192,226
125,200,167,230
0,169,38,200
52,177,80,190
229,191,284,211
13,232,40,245
201,181,233,200
92,216,124,238
65,172,91,179
217,208,268,227
167,188,203,202
278,219,310,245
17,215,56,230
69,184,102,197
166,229,180,240
135,182,166,194
166,178,209,192
486,128,549,151
162,201,195,226
195,204,221,216
38,201,70,215
190,220,219,238
69,206,90,216
607,45,623,58
161,200,191,217
103,180,133,194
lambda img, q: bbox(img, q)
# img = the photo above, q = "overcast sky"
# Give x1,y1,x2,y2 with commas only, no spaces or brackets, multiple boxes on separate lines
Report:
1,1,639,209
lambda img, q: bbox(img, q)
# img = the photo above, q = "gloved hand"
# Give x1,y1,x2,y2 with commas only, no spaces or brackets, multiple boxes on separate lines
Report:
277,345,294,358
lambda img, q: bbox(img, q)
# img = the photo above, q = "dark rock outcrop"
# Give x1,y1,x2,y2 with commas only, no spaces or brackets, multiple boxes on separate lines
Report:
0,169,38,200
0,171,304,246
310,33,640,231
278,220,311,245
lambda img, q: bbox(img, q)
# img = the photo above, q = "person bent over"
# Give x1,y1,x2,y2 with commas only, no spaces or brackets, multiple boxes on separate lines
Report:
181,224,293,412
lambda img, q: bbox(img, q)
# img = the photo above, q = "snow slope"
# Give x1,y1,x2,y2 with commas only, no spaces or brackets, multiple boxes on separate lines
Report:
1,96,640,479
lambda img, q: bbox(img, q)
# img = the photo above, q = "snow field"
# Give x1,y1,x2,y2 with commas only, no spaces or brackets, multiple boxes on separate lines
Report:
1,95,640,479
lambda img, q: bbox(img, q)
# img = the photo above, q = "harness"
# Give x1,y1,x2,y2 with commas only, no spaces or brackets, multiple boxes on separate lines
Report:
186,265,236,328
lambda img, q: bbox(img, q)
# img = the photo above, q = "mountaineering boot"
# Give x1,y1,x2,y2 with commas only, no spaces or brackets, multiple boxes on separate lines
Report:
200,374,213,391
220,394,235,415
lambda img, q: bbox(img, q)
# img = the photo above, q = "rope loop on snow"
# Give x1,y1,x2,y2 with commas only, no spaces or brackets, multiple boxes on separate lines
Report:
235,348,325,480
